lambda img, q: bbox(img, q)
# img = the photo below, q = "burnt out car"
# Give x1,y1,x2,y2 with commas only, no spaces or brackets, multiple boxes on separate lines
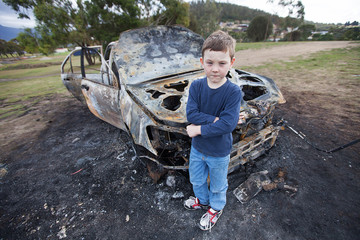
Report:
61,25,285,180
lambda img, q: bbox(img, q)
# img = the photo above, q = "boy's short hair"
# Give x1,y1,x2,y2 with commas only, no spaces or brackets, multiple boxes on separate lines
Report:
202,30,236,59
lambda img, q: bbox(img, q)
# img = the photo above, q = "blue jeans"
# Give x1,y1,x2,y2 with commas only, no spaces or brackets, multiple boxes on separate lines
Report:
189,146,230,211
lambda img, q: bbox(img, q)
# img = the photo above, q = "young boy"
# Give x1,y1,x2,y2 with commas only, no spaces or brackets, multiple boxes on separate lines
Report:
184,30,242,231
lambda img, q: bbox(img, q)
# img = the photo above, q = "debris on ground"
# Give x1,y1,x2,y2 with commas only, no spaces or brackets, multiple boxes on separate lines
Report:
233,168,298,203
166,175,176,187
171,191,184,199
233,170,271,203
0,164,8,178
262,168,298,194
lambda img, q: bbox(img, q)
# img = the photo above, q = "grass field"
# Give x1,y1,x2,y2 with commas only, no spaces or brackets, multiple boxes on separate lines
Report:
244,46,360,90
247,45,360,74
0,53,69,119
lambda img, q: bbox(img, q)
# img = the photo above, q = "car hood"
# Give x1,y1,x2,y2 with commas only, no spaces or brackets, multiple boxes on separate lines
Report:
124,69,285,125
125,71,205,125
113,25,204,85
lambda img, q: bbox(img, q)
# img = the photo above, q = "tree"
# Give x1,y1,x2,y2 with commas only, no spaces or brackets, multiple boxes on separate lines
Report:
189,0,220,38
35,26,58,55
267,0,304,41
0,39,24,57
0,39,10,57
281,16,301,41
218,3,272,22
343,27,360,40
16,28,40,54
247,16,273,42
312,33,334,41
5,0,100,57
4,0,191,58
329,27,348,40
7,40,25,57
283,30,301,41
83,0,144,46
153,0,190,27
229,31,247,42
267,0,305,20
298,24,315,40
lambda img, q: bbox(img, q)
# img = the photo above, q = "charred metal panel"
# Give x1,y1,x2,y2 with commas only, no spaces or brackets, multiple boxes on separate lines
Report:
61,52,85,103
126,71,204,124
228,125,281,173
81,80,126,131
113,26,203,85
119,86,158,155
61,75,86,103
229,69,286,104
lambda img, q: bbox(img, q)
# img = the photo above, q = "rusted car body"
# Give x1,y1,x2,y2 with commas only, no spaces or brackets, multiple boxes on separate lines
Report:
61,25,285,178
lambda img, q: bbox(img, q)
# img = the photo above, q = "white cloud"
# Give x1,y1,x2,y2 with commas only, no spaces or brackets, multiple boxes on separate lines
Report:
0,0,36,28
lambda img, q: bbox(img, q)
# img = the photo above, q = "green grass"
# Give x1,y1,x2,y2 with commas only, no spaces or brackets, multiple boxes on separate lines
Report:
288,47,360,72
235,41,293,51
245,46,360,76
0,65,61,79
0,52,69,70
0,74,67,119
0,76,66,100
0,51,104,119
0,52,69,79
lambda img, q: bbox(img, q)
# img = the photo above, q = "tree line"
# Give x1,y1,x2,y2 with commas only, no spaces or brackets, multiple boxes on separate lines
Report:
0,39,24,57
3,0,193,56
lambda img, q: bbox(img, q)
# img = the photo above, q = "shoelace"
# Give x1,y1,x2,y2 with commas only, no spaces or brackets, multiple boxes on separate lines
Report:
192,198,201,208
189,197,204,209
200,209,218,230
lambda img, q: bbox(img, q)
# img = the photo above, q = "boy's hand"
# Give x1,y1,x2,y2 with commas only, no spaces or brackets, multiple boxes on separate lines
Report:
186,124,201,138
214,117,219,123
238,112,247,124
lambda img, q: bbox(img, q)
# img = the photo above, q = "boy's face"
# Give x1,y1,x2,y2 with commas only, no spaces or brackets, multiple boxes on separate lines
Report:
200,49,235,86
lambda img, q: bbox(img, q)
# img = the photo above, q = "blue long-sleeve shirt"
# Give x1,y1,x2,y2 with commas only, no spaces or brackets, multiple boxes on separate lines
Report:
186,77,242,157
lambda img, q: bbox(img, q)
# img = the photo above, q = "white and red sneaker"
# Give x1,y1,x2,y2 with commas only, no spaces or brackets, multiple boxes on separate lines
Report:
183,196,209,210
198,208,223,231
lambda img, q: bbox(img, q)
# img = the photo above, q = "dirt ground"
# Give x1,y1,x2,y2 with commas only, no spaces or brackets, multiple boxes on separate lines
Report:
0,42,359,239
234,41,354,67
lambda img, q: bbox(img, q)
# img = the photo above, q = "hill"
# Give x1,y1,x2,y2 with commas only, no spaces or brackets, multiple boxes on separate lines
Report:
216,2,339,30
0,25,24,41
217,2,280,23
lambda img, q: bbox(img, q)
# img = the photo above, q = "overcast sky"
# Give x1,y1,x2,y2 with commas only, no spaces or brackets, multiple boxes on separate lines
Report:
0,0,359,29
0,0,36,28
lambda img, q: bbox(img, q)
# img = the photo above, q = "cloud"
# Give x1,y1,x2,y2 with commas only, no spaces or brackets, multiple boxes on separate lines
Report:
0,0,36,28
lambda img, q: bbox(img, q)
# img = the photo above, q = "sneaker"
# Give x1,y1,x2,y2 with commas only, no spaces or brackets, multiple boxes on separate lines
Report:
198,208,223,231
184,196,208,210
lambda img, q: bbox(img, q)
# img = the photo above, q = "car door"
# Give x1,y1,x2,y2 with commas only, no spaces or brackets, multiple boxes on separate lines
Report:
79,47,126,131
62,46,126,131
61,48,86,103
81,78,126,131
